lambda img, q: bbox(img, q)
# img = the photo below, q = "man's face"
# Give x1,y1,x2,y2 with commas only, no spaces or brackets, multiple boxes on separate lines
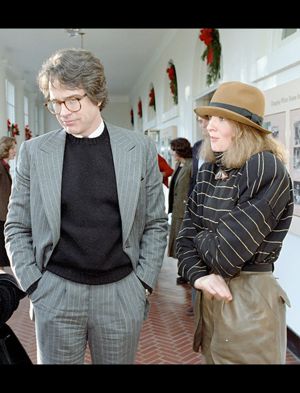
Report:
48,80,102,137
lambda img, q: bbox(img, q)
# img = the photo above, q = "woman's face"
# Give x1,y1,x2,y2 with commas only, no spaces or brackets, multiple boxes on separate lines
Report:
8,144,17,160
171,149,180,162
206,116,235,152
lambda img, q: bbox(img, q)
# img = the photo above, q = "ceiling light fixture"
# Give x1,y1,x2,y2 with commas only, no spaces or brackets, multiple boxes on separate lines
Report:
64,28,86,49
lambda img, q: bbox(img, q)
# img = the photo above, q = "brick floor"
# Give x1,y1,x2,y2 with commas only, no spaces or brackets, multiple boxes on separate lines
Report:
6,258,300,364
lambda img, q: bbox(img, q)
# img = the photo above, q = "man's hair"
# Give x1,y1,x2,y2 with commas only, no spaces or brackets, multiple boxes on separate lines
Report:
38,48,108,111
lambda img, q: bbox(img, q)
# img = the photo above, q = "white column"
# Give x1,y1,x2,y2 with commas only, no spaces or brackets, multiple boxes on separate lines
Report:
28,92,37,135
15,78,25,145
0,60,8,137
38,101,45,135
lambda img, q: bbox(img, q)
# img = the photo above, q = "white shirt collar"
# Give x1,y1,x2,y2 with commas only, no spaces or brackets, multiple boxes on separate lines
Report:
88,121,105,138
66,121,105,138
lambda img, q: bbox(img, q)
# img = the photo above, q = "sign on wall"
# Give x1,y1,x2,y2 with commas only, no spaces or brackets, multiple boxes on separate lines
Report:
264,79,300,217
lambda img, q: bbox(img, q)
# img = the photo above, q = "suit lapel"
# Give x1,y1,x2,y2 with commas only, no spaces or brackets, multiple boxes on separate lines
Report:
36,130,65,245
107,125,141,244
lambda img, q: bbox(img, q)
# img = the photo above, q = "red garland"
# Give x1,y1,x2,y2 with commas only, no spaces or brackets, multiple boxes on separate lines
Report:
149,87,156,111
25,125,32,140
138,100,143,118
7,119,20,137
199,28,221,85
130,109,134,126
166,62,178,105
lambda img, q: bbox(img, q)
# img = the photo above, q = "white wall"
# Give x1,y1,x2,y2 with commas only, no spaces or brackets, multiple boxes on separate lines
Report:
43,110,60,133
102,98,131,129
129,29,197,143
276,221,300,335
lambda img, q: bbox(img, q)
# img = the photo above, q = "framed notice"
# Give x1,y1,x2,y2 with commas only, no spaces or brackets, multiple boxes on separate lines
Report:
264,79,300,217
289,109,300,215
263,112,286,145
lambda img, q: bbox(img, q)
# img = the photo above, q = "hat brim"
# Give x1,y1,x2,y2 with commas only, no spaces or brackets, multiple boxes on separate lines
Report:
194,106,271,134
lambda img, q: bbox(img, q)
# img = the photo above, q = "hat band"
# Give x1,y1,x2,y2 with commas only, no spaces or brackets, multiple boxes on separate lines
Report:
208,102,263,126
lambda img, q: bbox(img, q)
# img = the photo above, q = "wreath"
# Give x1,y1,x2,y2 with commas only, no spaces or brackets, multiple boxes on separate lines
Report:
199,28,221,85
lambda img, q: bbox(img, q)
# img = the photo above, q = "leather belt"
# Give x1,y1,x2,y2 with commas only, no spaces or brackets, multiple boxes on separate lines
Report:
242,263,273,272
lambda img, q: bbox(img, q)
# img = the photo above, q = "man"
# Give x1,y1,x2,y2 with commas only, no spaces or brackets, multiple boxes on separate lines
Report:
188,116,209,195
5,48,168,364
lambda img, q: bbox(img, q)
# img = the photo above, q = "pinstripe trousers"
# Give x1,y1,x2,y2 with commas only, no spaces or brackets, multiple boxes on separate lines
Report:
30,270,148,364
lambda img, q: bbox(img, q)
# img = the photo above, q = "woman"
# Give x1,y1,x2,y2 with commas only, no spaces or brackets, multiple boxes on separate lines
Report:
0,137,16,271
167,138,192,284
176,81,294,364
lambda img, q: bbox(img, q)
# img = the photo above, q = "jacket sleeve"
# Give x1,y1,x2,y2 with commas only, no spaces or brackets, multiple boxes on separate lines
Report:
159,156,174,178
4,142,42,292
193,152,293,278
176,186,208,285
136,140,168,289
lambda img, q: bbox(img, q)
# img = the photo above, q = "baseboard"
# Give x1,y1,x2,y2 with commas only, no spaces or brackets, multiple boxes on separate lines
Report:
287,326,300,359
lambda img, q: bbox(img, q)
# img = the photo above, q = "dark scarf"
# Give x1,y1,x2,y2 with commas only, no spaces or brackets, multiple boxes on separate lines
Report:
214,152,232,180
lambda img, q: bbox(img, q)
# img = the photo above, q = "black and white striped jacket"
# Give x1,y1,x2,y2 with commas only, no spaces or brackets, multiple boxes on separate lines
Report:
176,151,294,285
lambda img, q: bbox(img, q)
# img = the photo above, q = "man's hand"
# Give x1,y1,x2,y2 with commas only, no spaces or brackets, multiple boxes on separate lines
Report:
194,274,233,302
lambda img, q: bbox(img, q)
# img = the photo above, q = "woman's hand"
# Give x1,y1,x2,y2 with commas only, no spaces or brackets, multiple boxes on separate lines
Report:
194,274,233,302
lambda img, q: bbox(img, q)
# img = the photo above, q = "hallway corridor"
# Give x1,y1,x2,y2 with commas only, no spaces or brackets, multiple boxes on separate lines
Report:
6,257,300,364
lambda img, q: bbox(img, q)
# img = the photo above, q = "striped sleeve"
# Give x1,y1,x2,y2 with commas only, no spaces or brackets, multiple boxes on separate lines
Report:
193,152,293,278
176,186,208,284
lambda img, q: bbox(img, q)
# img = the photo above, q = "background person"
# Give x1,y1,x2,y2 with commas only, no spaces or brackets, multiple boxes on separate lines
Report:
188,116,209,196
167,137,192,285
0,137,16,272
158,153,173,187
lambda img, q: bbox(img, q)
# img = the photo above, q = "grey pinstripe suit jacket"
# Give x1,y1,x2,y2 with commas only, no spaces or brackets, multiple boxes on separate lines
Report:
4,123,168,293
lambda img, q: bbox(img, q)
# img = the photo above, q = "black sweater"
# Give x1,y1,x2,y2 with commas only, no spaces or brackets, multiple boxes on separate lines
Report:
47,127,132,284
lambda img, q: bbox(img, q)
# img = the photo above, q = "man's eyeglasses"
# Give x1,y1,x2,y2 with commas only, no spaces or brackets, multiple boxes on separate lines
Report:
45,93,87,115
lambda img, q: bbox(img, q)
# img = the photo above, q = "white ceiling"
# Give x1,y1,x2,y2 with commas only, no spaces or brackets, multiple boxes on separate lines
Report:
0,28,175,96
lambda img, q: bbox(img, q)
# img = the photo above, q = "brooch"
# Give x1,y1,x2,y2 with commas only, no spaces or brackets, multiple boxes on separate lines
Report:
215,169,229,180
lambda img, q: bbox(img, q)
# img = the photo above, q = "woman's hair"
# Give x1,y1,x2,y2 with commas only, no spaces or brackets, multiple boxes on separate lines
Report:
170,138,192,159
0,137,16,159
38,48,108,111
201,120,287,168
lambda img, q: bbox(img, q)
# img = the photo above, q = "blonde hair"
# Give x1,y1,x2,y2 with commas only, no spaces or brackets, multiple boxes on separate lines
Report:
201,120,287,168
0,136,16,160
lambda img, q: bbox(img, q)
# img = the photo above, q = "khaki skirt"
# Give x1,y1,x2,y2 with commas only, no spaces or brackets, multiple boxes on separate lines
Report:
193,271,290,364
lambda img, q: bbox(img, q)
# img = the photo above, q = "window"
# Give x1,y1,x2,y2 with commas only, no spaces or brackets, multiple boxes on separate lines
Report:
24,96,29,127
34,105,38,136
6,79,15,123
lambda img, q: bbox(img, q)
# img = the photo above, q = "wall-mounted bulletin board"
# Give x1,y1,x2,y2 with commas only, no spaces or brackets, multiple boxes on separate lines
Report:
264,78,300,220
